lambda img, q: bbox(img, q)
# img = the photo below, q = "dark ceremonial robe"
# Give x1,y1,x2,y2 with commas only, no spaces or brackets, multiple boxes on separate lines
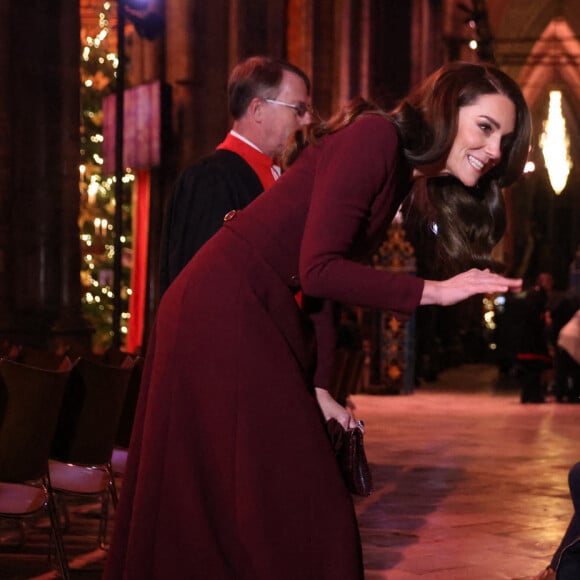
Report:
105,115,425,580
159,133,277,294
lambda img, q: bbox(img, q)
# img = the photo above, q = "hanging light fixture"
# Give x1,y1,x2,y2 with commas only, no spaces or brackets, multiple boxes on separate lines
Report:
540,90,572,195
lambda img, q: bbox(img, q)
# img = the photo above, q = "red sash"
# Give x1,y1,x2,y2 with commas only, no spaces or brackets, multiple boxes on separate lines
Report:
217,133,276,189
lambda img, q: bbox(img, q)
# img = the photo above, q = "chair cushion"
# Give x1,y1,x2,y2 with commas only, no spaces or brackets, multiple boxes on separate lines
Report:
49,461,110,495
0,482,47,515
111,447,128,476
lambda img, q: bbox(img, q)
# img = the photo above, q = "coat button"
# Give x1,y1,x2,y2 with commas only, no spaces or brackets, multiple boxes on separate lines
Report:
223,210,237,222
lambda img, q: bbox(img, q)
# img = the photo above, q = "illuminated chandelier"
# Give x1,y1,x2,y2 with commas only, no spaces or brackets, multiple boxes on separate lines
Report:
539,90,573,195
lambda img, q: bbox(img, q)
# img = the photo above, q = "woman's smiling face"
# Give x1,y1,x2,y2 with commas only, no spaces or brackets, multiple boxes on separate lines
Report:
443,93,516,187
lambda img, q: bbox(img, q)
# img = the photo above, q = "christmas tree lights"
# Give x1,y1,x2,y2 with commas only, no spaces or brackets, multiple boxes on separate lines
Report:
80,0,133,350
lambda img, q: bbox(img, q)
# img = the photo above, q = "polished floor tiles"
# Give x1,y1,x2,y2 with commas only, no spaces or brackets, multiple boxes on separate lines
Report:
355,363,578,579
0,363,577,579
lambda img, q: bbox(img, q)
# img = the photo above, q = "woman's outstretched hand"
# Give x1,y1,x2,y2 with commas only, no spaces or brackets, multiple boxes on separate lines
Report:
420,268,522,307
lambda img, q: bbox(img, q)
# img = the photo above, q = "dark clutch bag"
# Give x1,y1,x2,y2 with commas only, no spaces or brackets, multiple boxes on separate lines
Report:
326,418,373,497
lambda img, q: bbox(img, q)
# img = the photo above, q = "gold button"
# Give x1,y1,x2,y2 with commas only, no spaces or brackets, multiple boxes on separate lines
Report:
223,210,237,222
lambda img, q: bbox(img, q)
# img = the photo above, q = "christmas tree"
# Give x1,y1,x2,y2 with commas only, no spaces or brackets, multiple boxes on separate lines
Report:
79,1,133,351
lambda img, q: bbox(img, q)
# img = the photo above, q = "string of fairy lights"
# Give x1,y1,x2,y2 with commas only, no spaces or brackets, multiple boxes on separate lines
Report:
79,0,134,349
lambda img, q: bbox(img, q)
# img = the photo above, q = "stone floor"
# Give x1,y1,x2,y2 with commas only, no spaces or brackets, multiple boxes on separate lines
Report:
355,364,578,579
0,363,577,579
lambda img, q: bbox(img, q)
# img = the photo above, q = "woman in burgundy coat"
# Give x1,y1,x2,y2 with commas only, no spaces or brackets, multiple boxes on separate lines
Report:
105,62,531,579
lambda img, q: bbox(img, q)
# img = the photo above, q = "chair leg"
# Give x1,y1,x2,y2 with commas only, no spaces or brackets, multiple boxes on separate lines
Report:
96,463,121,549
16,519,26,548
98,491,110,549
107,462,119,508
47,492,71,580
53,494,71,531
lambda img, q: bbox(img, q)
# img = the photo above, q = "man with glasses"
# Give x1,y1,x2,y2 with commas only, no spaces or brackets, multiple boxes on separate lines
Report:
160,56,312,294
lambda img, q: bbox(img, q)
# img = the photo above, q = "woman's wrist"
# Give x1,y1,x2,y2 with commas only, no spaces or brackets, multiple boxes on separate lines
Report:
420,280,440,305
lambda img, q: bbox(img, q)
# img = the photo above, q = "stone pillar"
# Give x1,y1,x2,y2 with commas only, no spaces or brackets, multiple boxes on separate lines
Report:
369,0,413,108
10,1,63,346
7,0,90,349
312,0,340,115
165,0,230,172
359,0,371,99
0,0,13,332
410,0,445,88
51,0,93,351
287,0,314,94
288,0,365,118
336,0,363,105
230,0,286,62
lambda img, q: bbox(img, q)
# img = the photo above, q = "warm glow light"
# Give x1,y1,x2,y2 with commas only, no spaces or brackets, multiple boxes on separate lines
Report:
87,181,99,205
540,90,572,195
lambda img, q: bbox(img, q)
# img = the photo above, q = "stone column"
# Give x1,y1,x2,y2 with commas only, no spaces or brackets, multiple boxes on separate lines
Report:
368,0,413,108
230,0,286,62
51,0,93,351
336,0,360,105
411,0,445,88
8,0,90,348
0,0,13,332
287,0,342,118
10,1,62,345
165,0,230,172
287,0,314,79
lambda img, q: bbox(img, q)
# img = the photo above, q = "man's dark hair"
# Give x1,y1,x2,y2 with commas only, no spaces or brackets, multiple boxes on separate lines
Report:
228,56,310,120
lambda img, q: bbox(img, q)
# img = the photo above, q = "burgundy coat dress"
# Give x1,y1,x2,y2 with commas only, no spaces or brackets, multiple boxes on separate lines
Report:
104,114,425,580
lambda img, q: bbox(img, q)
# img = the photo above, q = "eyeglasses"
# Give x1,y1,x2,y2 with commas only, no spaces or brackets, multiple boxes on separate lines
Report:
263,98,313,118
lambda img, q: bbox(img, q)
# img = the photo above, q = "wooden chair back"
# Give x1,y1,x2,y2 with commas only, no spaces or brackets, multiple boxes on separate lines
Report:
51,356,135,466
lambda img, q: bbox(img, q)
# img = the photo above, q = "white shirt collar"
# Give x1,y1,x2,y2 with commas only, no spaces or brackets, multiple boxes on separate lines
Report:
230,131,281,181
229,130,263,153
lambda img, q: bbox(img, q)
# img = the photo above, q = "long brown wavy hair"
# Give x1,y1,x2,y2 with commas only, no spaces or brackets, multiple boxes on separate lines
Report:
282,61,532,278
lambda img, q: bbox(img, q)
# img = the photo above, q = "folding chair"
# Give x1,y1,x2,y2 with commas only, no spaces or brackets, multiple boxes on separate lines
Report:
8,344,70,370
0,357,72,579
49,355,135,548
112,355,145,477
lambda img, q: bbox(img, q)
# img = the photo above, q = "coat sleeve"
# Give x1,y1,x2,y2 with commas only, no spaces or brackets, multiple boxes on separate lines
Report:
306,298,338,389
298,116,424,390
299,115,424,314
